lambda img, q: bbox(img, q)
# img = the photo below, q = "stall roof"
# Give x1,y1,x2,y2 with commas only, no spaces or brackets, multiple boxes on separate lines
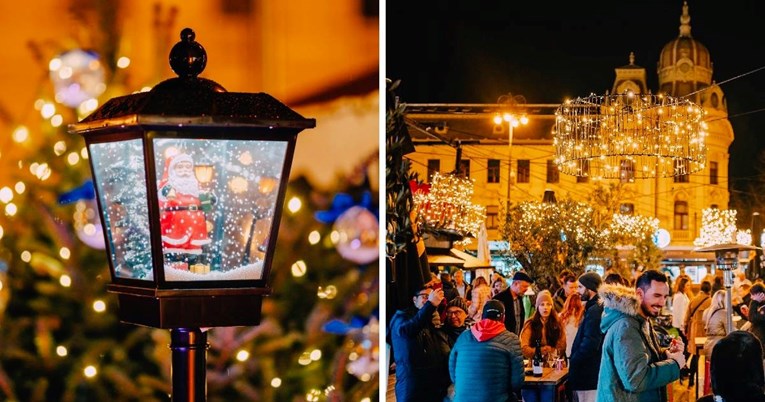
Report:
426,248,494,270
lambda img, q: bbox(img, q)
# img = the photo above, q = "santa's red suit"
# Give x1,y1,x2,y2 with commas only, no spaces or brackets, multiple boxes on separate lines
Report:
158,153,212,255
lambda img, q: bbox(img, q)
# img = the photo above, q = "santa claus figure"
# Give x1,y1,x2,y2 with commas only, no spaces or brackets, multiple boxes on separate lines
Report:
158,153,215,269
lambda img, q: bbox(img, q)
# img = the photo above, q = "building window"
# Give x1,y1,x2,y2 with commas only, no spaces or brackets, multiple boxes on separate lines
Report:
577,160,589,183
517,160,530,183
487,159,500,183
620,203,635,215
674,159,689,183
546,160,559,183
674,201,689,230
486,205,499,230
459,160,470,178
620,159,635,183
710,161,718,185
427,159,440,182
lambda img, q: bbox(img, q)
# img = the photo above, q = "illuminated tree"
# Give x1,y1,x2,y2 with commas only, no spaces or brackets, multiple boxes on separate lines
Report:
501,198,607,287
694,208,739,247
588,183,663,276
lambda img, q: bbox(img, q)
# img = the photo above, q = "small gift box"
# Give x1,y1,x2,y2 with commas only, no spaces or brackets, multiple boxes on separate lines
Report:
190,263,210,274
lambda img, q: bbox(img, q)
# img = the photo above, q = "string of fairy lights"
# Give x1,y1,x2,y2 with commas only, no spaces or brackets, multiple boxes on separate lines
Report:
553,91,708,180
694,207,754,247
411,171,487,238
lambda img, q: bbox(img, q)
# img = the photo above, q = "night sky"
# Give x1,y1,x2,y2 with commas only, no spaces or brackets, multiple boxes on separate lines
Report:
386,0,765,205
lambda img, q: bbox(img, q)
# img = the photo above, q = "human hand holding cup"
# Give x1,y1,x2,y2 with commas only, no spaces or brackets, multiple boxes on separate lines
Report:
668,336,684,354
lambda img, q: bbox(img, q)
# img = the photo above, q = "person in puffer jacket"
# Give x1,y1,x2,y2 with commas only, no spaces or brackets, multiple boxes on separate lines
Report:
596,270,686,402
449,300,525,402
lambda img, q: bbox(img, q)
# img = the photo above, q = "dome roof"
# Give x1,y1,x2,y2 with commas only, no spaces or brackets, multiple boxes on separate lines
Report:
657,1,714,99
658,1,711,71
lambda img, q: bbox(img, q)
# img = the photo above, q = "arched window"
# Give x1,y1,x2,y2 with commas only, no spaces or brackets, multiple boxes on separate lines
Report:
674,201,689,230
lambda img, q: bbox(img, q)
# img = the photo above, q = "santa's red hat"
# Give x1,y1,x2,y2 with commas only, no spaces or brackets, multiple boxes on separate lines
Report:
159,153,193,187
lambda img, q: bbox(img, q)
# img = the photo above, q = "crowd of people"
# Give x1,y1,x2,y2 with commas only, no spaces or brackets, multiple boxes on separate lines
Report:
388,266,765,402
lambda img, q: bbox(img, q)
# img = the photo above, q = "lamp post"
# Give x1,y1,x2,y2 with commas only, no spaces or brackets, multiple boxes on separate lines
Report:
69,28,315,401
695,243,761,333
493,93,527,211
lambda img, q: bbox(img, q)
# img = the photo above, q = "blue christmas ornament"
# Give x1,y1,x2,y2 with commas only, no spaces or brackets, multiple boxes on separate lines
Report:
315,191,376,224
58,180,95,204
322,316,368,334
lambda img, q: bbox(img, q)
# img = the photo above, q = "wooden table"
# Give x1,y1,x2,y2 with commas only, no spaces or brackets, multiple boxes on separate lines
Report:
523,367,569,402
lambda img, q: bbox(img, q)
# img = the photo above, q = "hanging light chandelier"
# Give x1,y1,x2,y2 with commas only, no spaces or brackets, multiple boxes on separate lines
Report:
553,91,707,180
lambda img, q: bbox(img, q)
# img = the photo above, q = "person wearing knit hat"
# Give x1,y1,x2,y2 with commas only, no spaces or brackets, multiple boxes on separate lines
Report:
441,296,471,347
520,289,566,402
447,296,469,316
578,271,603,295
569,272,605,402
519,290,565,359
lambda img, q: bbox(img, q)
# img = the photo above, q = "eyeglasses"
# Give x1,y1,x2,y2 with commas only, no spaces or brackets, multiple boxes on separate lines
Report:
415,293,430,298
446,310,465,316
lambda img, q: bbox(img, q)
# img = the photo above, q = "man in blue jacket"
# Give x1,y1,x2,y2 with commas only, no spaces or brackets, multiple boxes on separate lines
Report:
568,271,604,402
597,270,686,402
389,286,449,402
449,300,525,402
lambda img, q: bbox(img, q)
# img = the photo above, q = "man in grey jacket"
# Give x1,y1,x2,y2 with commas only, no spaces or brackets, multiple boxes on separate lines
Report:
597,270,686,402
449,300,525,402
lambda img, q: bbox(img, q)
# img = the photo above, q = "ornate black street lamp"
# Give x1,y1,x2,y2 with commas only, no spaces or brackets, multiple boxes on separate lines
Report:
69,28,315,401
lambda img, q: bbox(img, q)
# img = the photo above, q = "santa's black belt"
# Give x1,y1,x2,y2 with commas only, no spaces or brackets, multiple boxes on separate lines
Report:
162,205,201,211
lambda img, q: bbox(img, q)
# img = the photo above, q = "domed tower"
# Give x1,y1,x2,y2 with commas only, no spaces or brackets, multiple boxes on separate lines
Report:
656,1,732,246
657,1,714,103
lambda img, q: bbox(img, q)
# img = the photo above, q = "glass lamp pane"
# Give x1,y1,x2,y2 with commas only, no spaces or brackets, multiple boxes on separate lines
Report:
153,137,287,281
89,139,153,280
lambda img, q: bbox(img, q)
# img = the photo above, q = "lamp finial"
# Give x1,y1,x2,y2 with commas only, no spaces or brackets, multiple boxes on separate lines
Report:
169,28,207,78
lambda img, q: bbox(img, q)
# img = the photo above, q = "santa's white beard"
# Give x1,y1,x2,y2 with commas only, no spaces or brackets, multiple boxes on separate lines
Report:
168,174,200,197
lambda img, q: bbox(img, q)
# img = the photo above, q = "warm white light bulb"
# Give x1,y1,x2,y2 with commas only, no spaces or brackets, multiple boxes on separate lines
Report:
92,300,106,313
60,274,72,287
84,366,97,378
308,231,321,245
5,203,17,216
12,126,29,143
236,350,250,362
291,260,307,277
117,57,131,69
288,197,302,213
0,187,13,203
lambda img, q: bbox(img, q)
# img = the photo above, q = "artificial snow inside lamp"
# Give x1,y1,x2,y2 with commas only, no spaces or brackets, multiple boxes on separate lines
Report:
69,28,315,401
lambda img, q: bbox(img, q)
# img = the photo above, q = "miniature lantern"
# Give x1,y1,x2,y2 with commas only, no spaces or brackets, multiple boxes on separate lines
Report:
69,28,315,329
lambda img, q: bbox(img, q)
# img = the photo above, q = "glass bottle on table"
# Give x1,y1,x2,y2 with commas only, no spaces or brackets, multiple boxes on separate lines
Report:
532,339,544,377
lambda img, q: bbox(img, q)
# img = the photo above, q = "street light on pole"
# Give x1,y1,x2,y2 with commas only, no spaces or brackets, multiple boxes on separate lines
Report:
494,93,528,211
